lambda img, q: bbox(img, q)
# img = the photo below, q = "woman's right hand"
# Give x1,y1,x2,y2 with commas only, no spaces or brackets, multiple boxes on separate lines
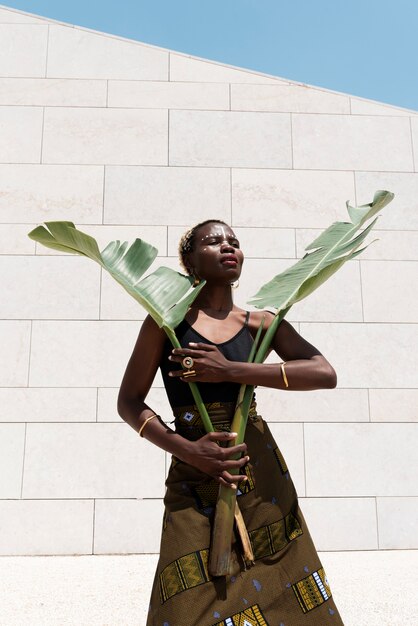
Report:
183,431,249,489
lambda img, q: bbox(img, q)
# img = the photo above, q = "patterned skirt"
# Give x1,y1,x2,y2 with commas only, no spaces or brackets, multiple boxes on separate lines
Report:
146,401,344,626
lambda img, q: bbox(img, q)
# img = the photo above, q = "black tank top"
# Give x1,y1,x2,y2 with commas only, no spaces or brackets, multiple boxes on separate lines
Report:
160,312,254,409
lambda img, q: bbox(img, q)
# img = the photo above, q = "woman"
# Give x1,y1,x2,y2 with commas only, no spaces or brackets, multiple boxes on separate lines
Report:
118,220,344,626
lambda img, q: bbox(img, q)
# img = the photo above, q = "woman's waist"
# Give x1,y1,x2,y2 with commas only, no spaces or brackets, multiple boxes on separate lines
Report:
172,400,258,439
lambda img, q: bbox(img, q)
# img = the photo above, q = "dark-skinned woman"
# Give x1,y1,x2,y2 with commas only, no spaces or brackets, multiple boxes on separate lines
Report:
117,220,344,626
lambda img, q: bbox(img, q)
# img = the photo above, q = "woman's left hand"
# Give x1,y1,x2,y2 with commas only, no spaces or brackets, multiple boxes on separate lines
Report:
168,342,230,383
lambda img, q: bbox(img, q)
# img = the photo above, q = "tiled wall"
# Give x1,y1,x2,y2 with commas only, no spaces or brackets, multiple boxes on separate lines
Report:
0,6,417,556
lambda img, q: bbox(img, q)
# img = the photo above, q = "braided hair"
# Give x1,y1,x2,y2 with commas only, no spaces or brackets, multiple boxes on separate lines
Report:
178,219,228,275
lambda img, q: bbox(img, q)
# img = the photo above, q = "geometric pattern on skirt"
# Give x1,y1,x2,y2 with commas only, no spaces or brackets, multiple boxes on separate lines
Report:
292,566,332,614
159,510,303,603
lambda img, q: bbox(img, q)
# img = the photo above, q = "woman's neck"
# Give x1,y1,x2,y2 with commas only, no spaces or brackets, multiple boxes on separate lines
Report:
191,285,234,313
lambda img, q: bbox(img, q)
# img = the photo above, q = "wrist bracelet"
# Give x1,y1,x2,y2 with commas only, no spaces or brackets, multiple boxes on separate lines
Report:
280,362,289,388
138,413,159,437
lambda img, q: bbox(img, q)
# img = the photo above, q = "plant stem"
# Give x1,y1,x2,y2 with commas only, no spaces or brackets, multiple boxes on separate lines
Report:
209,308,290,576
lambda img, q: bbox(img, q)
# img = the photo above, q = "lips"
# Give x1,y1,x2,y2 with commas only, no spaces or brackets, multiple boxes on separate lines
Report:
220,254,238,266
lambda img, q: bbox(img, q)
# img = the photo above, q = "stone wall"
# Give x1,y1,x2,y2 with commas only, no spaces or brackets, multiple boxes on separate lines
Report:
0,4,417,555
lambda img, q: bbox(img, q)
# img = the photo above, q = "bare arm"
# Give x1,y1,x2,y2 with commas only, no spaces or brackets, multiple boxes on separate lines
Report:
168,313,337,390
117,315,249,487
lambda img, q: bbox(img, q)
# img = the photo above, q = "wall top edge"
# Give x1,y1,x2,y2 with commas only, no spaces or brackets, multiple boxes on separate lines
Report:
0,4,416,115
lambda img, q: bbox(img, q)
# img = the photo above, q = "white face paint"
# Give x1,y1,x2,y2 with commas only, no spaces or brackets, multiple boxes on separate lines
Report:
200,225,237,244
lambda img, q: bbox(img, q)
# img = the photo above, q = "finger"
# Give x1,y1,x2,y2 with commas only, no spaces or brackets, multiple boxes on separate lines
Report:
171,347,202,357
221,456,250,470
224,443,248,457
206,431,238,442
220,470,247,484
187,342,216,351
216,476,237,489
167,370,188,378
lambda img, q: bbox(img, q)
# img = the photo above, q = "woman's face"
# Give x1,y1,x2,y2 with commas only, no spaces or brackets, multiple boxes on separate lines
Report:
187,222,244,284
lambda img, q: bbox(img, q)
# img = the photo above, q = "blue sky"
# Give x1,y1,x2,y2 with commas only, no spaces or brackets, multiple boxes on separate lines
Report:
3,0,417,110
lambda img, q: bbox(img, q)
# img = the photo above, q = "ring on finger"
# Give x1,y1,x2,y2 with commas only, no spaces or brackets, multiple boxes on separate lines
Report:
182,369,196,378
182,356,194,370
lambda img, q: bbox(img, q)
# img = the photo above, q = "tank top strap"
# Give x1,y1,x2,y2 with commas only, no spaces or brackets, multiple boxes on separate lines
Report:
244,310,250,326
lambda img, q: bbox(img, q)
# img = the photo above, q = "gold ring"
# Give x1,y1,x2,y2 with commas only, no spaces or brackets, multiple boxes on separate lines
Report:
182,356,194,369
182,369,196,378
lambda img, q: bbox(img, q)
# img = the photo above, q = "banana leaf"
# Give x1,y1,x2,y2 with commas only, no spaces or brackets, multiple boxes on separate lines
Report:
209,189,394,576
28,221,214,433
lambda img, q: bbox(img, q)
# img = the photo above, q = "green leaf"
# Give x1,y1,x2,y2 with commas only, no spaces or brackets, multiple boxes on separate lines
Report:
28,221,205,331
248,190,393,310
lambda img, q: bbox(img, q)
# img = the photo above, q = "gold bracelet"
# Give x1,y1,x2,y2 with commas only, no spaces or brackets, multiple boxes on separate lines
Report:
138,413,159,437
280,362,289,388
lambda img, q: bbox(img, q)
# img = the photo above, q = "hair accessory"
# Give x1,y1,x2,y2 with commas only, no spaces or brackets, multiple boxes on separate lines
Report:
182,356,194,369
280,362,289,388
138,413,159,437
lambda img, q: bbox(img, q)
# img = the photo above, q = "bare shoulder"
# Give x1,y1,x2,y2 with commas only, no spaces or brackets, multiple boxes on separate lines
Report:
247,309,275,335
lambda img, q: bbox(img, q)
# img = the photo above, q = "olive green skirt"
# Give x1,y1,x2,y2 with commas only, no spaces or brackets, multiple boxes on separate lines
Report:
146,402,344,626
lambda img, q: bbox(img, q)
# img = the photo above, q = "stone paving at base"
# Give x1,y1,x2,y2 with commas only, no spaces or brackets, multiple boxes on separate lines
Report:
0,550,416,625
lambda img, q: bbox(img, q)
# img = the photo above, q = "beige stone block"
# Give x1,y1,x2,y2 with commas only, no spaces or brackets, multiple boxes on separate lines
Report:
0,388,97,422
94,499,164,553
232,169,355,228
100,271,146,321
0,24,47,77
299,323,417,388
236,226,295,259
377,497,418,549
30,321,140,387
360,230,418,261
231,84,350,113
0,78,107,107
350,97,415,116
0,500,93,555
0,164,104,223
293,114,413,171
267,422,305,495
108,80,229,110
297,228,418,261
369,389,418,422
0,224,36,254
293,261,363,322
38,225,166,259
170,110,291,168
0,8,50,23
355,171,418,230
169,54,282,84
42,107,167,165
0,107,43,163
47,26,168,80
168,225,295,259
411,118,418,170
104,166,231,225
305,423,418,496
23,423,165,498
300,497,378,550
98,387,172,423
361,260,418,322
0,256,100,319
256,388,369,422
0,424,25,497
0,321,30,386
